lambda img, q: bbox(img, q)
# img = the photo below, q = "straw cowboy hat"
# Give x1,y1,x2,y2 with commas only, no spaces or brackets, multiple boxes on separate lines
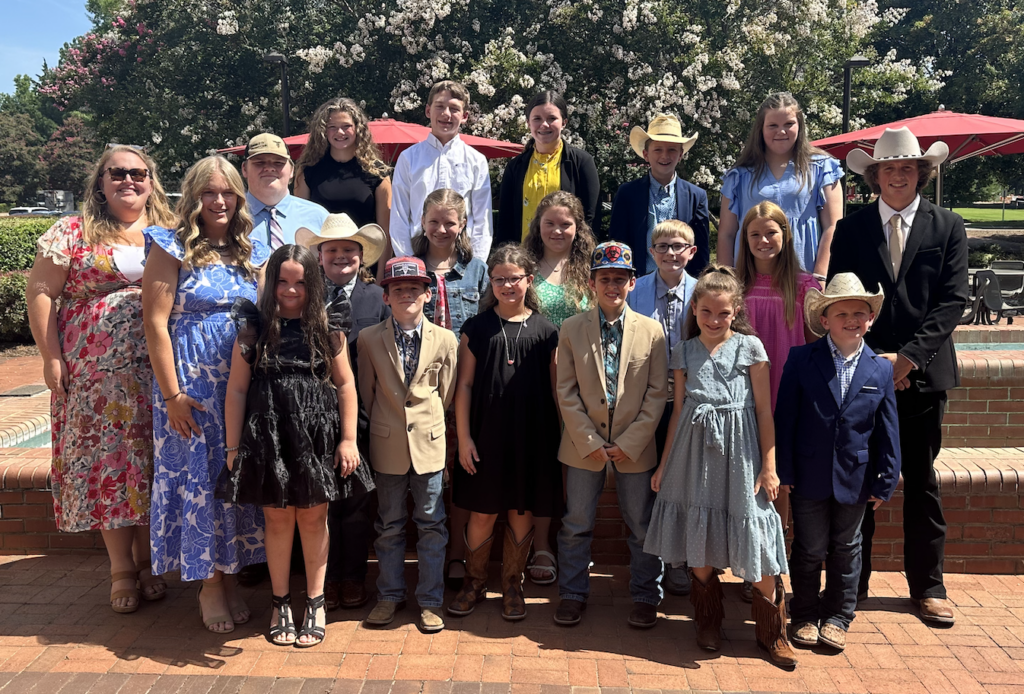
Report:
629,115,698,158
805,273,885,337
296,213,386,267
846,126,949,175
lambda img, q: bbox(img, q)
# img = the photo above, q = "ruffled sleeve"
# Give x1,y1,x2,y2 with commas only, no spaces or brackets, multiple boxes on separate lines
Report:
735,333,769,369
250,238,271,267
719,167,749,217
230,297,262,365
143,225,185,261
813,155,844,210
669,338,690,374
327,294,354,356
36,216,82,269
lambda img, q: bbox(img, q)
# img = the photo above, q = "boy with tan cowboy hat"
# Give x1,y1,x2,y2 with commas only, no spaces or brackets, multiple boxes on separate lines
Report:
609,114,709,278
297,213,389,611
828,125,969,626
775,272,901,651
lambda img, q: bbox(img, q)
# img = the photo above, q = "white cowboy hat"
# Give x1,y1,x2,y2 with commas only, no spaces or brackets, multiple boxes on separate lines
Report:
295,213,386,267
846,126,949,175
805,273,885,337
629,114,698,158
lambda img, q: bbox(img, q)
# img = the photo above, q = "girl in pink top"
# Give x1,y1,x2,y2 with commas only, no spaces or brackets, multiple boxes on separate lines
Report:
736,201,818,568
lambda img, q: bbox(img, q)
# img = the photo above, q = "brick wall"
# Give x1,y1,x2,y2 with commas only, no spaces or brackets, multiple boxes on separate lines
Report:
942,354,1024,447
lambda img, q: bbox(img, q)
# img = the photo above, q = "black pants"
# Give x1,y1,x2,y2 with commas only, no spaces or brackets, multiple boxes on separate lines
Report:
859,387,947,600
654,400,675,459
326,491,373,583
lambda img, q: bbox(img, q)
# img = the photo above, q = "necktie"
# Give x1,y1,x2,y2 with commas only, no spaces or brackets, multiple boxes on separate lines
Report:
888,215,904,277
268,206,284,249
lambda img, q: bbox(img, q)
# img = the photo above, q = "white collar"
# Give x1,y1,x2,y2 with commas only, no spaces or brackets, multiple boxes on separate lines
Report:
878,194,921,228
426,133,462,153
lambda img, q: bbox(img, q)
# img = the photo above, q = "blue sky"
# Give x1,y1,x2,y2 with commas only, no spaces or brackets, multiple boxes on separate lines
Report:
0,0,92,94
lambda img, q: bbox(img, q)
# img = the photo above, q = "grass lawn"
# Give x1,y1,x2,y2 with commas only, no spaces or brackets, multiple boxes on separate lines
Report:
953,207,1024,224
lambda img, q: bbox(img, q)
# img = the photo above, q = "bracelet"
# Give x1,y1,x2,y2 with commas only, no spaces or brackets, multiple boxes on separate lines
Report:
163,392,182,402
812,273,827,282
226,446,239,453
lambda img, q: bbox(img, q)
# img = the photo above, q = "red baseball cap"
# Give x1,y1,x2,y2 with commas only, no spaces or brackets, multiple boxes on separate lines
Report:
380,256,431,287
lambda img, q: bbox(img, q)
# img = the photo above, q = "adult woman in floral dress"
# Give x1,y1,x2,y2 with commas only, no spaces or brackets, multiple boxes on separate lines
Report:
143,155,269,633
27,145,176,613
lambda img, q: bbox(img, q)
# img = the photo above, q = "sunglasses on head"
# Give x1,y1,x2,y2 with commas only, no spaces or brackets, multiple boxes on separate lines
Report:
105,167,150,182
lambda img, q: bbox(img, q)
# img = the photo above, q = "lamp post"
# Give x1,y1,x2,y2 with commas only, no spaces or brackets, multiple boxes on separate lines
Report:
263,52,290,138
841,55,871,214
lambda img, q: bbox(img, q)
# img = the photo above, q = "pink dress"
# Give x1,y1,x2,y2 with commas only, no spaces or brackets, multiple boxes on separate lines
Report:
746,272,820,412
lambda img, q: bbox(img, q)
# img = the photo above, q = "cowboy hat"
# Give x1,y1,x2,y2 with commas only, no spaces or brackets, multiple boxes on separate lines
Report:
846,126,949,175
804,273,885,337
295,213,386,267
629,115,698,158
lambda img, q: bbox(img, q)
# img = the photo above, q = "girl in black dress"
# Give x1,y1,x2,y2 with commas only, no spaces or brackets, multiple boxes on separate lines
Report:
294,97,394,274
224,245,371,648
448,244,562,622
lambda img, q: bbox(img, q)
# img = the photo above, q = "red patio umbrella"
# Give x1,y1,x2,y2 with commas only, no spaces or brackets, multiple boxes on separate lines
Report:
218,118,524,162
812,108,1024,205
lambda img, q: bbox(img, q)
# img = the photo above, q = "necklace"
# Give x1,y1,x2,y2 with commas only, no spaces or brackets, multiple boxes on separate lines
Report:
498,314,527,366
204,237,234,251
541,257,566,276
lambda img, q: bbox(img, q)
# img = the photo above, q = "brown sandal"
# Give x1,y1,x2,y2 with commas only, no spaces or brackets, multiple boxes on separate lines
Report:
110,570,140,614
136,561,167,601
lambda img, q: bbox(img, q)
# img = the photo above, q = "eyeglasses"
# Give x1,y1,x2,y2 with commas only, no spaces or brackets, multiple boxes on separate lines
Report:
652,242,693,254
105,167,151,182
490,275,528,287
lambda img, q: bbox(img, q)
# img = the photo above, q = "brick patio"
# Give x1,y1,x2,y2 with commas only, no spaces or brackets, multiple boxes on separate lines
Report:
0,555,1023,693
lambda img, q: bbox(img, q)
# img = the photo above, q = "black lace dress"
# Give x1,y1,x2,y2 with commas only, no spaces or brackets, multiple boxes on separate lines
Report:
223,298,374,508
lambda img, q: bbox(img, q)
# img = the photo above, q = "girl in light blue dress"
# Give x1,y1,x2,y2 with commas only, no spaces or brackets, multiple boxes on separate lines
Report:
143,155,269,635
717,92,843,277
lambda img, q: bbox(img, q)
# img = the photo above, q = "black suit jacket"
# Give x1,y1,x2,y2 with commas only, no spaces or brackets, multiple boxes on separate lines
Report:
827,198,968,393
607,173,710,277
347,280,391,451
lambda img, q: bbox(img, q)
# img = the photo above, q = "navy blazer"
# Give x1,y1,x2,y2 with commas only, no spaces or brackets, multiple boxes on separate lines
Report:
608,173,710,277
775,337,901,505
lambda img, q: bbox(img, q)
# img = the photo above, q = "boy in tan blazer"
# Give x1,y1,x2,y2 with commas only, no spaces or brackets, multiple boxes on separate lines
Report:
357,257,459,633
555,242,668,629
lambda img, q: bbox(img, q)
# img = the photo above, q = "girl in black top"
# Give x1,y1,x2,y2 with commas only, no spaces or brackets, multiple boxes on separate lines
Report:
296,98,394,273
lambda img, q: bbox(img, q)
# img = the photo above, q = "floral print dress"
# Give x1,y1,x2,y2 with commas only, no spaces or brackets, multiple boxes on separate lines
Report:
36,216,154,533
144,226,269,580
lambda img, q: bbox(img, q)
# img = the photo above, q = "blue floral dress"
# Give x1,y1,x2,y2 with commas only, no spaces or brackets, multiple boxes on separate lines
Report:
144,226,270,580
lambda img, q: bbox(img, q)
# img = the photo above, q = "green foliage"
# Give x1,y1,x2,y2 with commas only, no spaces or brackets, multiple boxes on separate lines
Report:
968,243,1024,268
0,217,52,272
0,75,60,141
41,116,102,198
0,272,31,342
0,113,44,205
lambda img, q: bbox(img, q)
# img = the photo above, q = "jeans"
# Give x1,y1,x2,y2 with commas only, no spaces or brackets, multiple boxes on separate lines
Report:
789,494,866,630
373,469,448,608
326,492,372,583
557,464,663,605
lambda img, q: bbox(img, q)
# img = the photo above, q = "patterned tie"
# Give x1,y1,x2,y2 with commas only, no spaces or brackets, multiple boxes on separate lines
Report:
268,206,284,249
888,215,904,277
399,331,419,386
602,320,622,407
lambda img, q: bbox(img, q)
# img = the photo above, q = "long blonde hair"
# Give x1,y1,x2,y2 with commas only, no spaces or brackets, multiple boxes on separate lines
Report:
733,92,831,192
296,98,389,177
523,191,595,313
174,156,257,280
411,188,473,264
735,201,804,329
81,146,175,246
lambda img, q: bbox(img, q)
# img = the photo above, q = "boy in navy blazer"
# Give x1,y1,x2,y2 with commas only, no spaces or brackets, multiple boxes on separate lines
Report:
776,273,901,652
608,115,709,277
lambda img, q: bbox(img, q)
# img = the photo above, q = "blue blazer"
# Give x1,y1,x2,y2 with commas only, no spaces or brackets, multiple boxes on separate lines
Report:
775,338,901,505
608,173,710,277
627,271,697,324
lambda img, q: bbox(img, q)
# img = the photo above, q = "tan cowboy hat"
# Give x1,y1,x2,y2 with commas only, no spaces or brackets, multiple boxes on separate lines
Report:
847,126,949,175
295,213,386,267
805,273,885,337
629,114,698,158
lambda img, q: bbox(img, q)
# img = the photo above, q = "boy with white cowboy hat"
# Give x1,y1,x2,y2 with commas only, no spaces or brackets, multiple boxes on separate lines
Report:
775,273,901,651
298,213,390,611
609,114,709,278
828,126,969,626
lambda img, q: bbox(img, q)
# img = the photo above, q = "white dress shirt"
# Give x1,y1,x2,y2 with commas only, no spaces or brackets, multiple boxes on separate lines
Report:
389,133,493,260
878,193,921,254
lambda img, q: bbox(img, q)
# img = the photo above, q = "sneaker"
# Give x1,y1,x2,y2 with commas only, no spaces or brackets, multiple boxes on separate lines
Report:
553,598,586,626
364,600,405,626
627,602,658,629
791,621,819,647
662,564,691,596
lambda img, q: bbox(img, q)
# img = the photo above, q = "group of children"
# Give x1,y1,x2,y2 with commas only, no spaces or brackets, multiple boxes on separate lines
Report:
220,77,902,671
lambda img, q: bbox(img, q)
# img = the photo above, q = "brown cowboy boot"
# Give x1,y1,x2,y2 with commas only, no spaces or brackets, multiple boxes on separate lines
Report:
689,570,725,651
447,531,493,616
501,528,534,621
751,585,798,669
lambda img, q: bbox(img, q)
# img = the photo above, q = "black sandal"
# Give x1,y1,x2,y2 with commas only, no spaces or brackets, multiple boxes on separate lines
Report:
295,593,326,648
269,594,296,646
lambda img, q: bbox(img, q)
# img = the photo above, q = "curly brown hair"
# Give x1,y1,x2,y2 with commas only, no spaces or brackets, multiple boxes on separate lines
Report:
296,97,389,178
480,243,543,313
523,191,596,313
862,160,937,195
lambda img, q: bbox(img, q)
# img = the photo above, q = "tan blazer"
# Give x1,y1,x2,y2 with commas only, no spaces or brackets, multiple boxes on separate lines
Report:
556,306,667,473
357,317,459,475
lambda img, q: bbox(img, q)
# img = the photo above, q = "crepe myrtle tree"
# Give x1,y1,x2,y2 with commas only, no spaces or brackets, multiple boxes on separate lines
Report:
40,0,943,193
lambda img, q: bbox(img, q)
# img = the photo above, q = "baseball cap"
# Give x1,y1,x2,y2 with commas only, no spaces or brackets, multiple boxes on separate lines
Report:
380,256,431,287
244,133,291,160
591,241,635,273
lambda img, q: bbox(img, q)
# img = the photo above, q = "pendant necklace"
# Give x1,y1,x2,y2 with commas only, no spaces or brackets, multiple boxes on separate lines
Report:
499,315,527,366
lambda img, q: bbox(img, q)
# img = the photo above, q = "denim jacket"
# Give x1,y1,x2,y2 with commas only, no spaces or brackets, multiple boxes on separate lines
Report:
418,255,490,339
